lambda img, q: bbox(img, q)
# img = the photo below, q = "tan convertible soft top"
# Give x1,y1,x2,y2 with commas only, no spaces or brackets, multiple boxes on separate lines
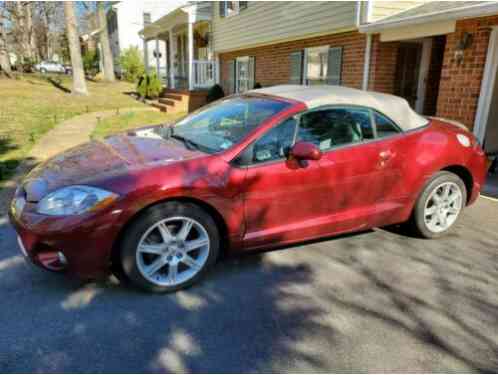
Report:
250,85,429,131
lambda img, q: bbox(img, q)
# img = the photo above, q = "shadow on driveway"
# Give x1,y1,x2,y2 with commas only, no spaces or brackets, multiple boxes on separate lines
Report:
0,198,497,372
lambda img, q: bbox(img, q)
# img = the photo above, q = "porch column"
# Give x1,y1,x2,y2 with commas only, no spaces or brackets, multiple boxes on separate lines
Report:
143,39,149,73
169,29,175,89
188,19,194,91
155,39,160,77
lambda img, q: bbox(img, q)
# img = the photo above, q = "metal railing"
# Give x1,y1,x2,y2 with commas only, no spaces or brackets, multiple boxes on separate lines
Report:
155,60,216,90
193,60,215,89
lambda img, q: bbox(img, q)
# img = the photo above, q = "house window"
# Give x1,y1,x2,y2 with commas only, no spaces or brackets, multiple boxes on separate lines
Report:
219,2,248,18
305,46,329,85
290,46,343,86
236,56,255,93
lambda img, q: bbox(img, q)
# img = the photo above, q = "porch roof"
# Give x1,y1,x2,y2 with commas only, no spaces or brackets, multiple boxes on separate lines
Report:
139,2,212,41
360,1,498,33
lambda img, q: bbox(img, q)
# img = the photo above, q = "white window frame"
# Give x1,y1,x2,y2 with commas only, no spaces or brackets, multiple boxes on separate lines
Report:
224,1,240,17
236,56,250,93
304,45,329,85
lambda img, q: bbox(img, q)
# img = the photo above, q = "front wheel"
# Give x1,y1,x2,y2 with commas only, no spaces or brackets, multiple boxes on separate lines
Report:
410,171,467,238
119,202,220,293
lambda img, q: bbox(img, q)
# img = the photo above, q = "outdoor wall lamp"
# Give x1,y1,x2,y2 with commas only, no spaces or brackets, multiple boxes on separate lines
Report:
454,32,473,65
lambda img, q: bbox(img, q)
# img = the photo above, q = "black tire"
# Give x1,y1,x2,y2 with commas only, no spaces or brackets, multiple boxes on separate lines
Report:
119,201,220,293
409,171,467,238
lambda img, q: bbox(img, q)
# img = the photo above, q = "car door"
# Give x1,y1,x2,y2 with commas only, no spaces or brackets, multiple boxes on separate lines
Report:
296,106,391,232
367,110,408,224
238,116,331,249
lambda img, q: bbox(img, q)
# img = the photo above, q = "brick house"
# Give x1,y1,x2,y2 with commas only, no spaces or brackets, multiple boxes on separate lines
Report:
360,1,498,154
214,1,424,95
141,1,498,161
140,1,422,111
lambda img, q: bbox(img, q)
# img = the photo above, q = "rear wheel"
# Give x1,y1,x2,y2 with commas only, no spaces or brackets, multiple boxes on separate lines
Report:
120,202,220,293
410,171,466,238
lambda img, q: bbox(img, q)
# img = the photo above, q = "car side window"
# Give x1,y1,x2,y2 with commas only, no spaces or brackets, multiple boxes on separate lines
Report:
297,107,373,151
251,117,297,164
374,111,400,138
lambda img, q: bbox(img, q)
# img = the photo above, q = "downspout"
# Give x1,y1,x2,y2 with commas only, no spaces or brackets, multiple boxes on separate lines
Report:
361,0,373,91
362,34,372,91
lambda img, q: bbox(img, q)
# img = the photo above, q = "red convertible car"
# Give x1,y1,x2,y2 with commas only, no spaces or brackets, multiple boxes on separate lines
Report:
9,85,487,292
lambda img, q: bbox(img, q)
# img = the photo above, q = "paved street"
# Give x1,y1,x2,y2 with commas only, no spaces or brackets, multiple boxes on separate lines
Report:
0,198,497,373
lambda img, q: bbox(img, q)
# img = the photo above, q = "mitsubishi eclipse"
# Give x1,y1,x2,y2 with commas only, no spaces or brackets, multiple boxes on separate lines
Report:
9,85,488,292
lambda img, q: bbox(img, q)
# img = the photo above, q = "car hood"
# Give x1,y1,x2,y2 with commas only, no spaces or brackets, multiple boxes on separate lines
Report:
22,132,204,201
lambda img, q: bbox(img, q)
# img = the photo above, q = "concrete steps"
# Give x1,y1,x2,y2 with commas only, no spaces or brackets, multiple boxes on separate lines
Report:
150,101,169,112
155,89,209,114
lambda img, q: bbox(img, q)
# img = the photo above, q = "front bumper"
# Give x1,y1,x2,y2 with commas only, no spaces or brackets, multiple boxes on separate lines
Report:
8,199,123,279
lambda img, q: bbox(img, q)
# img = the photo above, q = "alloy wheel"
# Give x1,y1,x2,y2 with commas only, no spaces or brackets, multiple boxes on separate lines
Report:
135,216,210,287
423,181,463,233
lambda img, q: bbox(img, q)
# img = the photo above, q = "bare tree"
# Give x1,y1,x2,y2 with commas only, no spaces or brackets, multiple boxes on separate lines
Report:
64,1,88,95
2,2,36,70
32,2,60,61
24,2,37,61
97,2,115,82
0,8,12,77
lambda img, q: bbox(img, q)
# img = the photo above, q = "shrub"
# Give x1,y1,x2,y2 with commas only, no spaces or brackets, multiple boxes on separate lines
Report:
206,84,225,103
119,47,145,83
137,72,162,99
83,50,100,77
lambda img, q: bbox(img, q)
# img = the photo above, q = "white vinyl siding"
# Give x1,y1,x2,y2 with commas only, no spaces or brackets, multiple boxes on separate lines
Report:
212,1,357,53
370,1,427,22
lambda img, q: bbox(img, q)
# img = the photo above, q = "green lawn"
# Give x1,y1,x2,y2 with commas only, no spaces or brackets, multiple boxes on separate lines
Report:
91,110,185,139
0,74,147,185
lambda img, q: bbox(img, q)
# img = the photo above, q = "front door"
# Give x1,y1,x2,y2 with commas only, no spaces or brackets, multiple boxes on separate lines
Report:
395,42,423,109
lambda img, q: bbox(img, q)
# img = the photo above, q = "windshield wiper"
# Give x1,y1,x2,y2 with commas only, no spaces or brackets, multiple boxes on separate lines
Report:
171,133,200,151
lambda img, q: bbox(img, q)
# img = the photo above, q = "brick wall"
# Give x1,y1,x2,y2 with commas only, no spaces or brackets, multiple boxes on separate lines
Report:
368,35,400,94
219,31,366,94
436,15,498,129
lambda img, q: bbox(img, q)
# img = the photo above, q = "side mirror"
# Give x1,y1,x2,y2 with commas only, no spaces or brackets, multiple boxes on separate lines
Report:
290,141,322,161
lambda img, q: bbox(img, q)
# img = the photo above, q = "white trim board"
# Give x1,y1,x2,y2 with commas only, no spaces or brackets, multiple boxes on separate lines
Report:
474,27,498,144
380,20,456,42
415,38,433,114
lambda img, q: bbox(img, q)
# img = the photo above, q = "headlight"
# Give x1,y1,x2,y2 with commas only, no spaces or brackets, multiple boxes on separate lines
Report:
37,185,118,216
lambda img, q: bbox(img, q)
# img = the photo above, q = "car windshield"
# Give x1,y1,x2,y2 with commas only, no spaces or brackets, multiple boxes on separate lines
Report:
166,96,291,153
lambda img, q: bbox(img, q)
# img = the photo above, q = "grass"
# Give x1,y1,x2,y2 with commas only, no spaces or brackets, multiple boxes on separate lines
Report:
0,74,147,185
92,110,185,139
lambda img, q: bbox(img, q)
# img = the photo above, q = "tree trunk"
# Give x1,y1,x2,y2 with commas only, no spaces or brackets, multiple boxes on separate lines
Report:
24,2,37,61
97,2,115,82
64,2,88,95
14,1,25,72
0,14,12,78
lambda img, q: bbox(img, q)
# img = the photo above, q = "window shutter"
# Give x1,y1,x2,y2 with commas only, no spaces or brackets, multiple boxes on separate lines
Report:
219,2,226,17
327,46,343,85
239,1,248,11
289,50,303,84
248,56,255,89
227,59,235,94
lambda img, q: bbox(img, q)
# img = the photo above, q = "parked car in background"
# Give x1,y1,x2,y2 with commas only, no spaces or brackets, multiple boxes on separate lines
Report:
63,64,72,75
34,61,67,74
9,85,488,293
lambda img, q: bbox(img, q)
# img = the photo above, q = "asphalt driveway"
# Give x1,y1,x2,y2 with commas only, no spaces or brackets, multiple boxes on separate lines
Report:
0,198,497,373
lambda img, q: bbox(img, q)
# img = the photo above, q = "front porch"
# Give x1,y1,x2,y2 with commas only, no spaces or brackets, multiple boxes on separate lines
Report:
140,2,216,93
